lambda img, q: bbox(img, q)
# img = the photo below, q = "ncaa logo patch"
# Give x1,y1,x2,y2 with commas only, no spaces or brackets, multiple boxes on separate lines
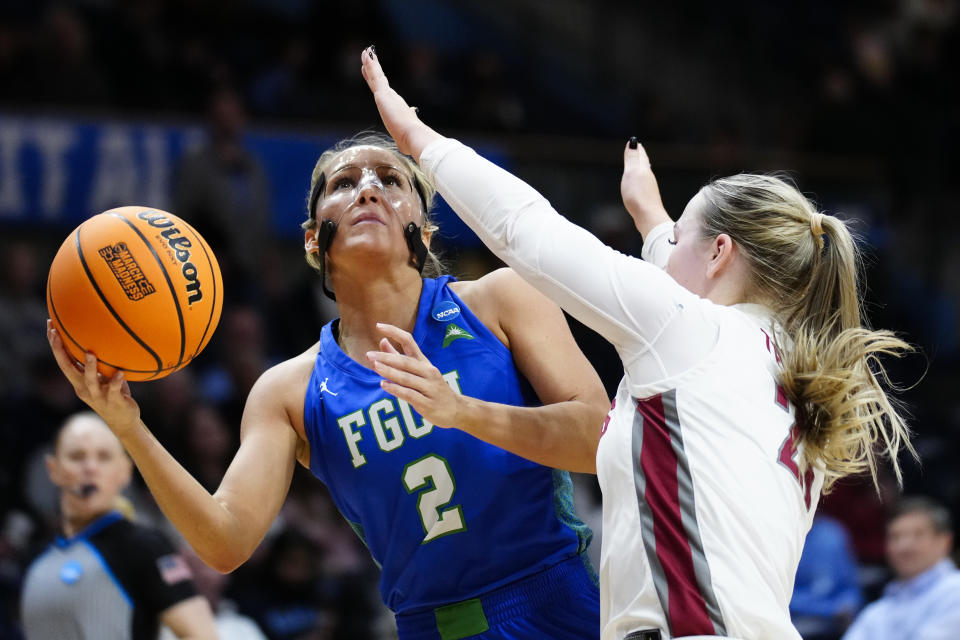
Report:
60,560,83,584
431,301,460,322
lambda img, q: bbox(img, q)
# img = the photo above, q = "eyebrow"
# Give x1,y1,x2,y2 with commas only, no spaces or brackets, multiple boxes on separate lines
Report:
327,163,408,176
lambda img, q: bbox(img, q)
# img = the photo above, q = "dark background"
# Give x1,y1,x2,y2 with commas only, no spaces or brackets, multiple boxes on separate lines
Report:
1,1,957,638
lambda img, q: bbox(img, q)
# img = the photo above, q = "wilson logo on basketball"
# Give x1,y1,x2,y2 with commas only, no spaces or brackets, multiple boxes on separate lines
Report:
98,243,157,301
137,211,204,304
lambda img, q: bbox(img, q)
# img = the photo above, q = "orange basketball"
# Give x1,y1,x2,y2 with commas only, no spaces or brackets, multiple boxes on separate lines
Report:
46,206,223,381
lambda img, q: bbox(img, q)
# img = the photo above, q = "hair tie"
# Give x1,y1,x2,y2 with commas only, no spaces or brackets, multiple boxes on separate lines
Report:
810,213,825,251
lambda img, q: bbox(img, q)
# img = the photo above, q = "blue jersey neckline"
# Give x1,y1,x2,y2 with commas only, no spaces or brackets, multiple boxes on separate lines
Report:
319,275,457,380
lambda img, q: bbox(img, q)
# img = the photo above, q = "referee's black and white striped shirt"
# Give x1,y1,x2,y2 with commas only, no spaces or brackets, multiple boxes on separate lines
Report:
21,511,198,640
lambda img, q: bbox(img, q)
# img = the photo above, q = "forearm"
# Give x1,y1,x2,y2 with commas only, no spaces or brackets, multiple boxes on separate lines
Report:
117,420,245,571
422,137,686,352
454,397,602,474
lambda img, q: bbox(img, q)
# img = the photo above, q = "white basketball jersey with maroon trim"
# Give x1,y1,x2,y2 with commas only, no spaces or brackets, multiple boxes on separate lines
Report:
596,302,821,639
421,138,824,640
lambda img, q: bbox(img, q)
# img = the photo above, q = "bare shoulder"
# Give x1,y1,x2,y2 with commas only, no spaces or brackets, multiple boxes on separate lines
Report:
450,267,534,308
252,342,319,402
244,342,320,459
449,268,553,346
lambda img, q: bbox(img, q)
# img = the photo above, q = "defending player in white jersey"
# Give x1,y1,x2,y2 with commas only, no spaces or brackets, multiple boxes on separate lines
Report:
360,48,915,639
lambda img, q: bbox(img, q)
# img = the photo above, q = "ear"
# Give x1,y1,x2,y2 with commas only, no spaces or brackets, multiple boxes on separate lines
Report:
45,453,64,487
939,532,954,557
304,228,320,254
705,233,737,280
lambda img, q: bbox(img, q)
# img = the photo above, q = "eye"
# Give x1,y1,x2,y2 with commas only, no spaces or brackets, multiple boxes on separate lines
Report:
332,177,355,191
382,172,404,187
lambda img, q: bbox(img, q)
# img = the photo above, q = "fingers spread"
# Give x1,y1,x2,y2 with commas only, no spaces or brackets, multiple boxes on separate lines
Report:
378,337,401,356
376,323,424,359
367,349,432,378
380,379,427,406
83,352,99,389
369,359,424,391
107,371,126,402
47,325,85,384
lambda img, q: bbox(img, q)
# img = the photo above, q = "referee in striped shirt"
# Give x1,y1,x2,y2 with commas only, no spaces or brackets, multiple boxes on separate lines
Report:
20,412,218,639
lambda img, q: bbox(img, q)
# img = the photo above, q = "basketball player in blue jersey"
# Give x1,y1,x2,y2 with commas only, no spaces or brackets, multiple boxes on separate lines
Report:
47,125,609,638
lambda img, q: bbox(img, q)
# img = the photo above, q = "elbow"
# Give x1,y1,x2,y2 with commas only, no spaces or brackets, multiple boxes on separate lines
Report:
207,557,243,575
200,547,249,574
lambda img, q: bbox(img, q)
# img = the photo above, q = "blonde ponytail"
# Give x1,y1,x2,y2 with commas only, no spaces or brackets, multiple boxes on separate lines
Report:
700,174,915,492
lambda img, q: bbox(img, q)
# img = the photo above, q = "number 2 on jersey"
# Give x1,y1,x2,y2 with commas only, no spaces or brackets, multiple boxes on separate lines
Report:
403,454,466,543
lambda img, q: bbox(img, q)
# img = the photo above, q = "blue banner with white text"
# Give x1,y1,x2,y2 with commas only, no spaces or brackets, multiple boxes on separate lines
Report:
0,114,491,246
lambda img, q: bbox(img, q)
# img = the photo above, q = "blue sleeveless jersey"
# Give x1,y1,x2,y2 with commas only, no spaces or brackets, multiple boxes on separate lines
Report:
303,276,592,614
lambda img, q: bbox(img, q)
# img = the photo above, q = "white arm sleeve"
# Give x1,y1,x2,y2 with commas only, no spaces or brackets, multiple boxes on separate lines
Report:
641,221,675,269
421,138,719,386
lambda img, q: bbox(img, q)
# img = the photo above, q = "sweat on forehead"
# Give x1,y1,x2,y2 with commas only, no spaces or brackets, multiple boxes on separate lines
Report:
325,145,410,175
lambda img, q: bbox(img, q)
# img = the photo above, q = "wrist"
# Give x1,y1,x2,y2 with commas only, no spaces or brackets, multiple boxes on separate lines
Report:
408,126,444,163
112,416,145,443
447,394,477,433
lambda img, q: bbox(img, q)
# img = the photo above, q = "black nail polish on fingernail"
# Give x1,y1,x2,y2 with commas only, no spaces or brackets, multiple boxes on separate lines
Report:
369,45,376,57
629,136,638,149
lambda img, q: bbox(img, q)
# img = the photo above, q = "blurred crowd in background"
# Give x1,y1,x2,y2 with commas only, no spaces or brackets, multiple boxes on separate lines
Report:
1,1,958,638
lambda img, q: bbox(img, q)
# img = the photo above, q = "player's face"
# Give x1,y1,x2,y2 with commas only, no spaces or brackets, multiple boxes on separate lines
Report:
664,191,715,296
312,146,423,264
886,512,952,581
46,417,132,520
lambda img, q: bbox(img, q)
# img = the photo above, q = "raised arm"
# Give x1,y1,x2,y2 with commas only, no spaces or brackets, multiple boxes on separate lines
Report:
47,320,300,573
361,48,715,377
621,137,673,240
369,268,609,473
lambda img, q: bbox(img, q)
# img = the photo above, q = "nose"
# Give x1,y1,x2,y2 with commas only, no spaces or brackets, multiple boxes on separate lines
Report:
354,168,385,204
356,185,380,204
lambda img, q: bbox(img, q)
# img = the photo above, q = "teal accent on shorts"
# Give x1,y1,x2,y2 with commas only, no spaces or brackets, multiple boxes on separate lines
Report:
434,598,489,640
347,520,381,569
551,470,599,585
552,470,593,553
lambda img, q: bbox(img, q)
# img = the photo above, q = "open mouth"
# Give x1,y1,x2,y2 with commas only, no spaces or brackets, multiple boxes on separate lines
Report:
70,484,98,498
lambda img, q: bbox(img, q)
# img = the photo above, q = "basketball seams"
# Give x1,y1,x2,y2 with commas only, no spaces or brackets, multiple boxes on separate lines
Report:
48,207,221,381
108,213,187,369
74,227,165,376
47,272,185,376
176,219,219,361
49,272,176,376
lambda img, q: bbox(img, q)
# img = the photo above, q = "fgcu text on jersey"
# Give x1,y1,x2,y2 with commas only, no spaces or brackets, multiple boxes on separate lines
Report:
301,276,593,615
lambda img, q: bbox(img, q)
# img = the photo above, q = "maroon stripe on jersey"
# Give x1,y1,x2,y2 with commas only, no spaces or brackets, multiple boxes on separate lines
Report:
635,393,722,637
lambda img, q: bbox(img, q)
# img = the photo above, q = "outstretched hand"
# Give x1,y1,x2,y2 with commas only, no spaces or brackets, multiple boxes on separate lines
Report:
620,138,672,239
46,319,141,437
360,46,442,160
366,323,461,429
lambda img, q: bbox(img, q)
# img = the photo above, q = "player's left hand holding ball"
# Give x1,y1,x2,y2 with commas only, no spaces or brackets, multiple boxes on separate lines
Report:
47,319,141,437
367,323,462,429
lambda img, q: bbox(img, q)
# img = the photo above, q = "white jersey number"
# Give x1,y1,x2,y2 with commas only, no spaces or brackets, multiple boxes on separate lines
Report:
402,454,467,543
